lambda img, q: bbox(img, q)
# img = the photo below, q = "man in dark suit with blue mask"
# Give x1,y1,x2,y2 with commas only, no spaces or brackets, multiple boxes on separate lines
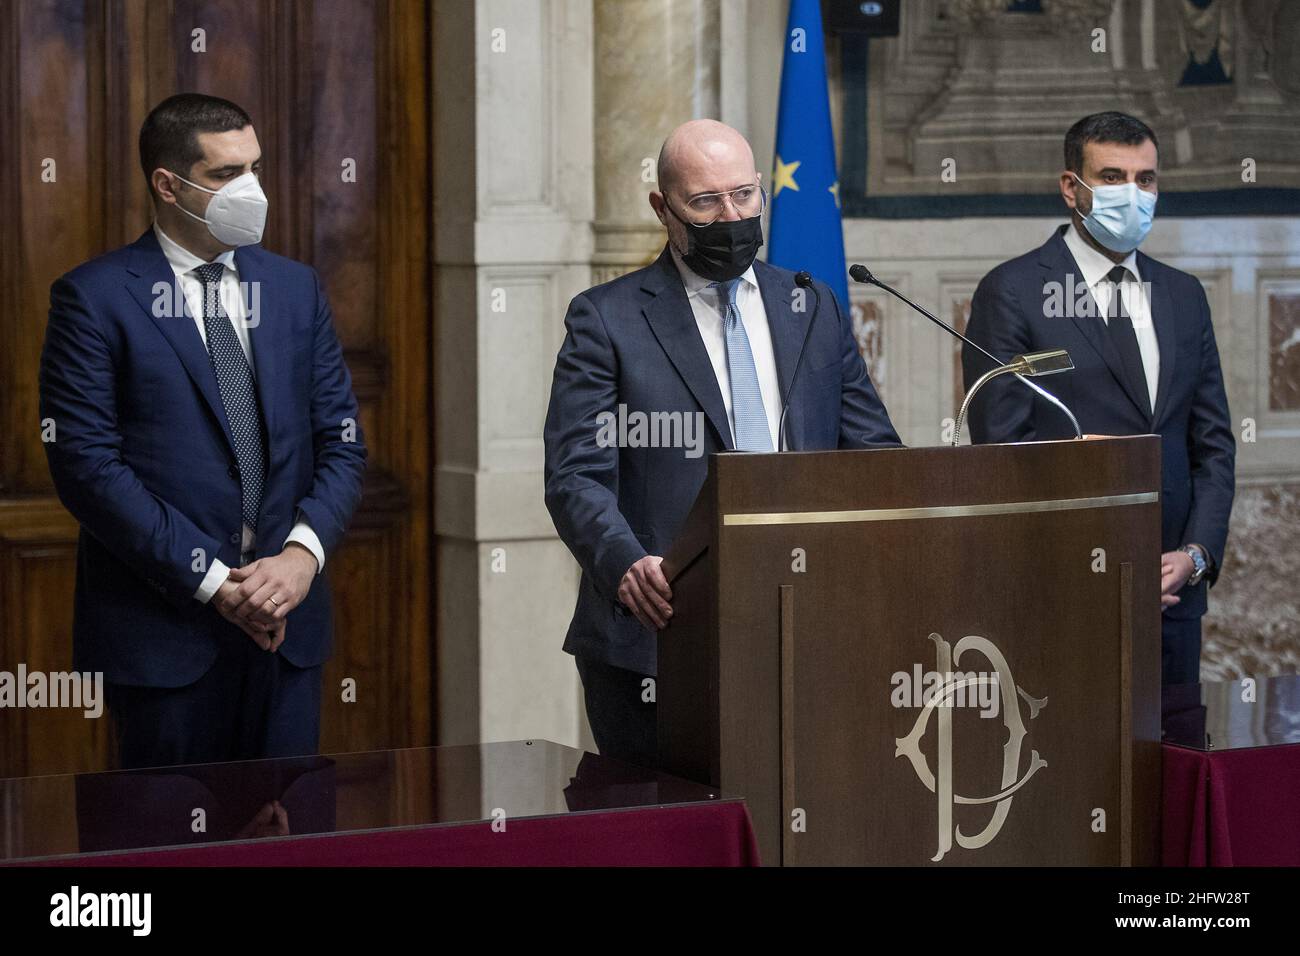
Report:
545,119,900,767
40,94,366,768
962,111,1236,687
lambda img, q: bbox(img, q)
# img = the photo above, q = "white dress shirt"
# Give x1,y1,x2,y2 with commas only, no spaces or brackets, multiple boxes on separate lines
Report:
1063,223,1160,412
670,246,783,450
153,225,325,603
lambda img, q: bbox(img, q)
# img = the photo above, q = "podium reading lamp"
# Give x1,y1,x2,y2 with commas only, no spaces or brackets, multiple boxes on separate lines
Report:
954,348,1077,447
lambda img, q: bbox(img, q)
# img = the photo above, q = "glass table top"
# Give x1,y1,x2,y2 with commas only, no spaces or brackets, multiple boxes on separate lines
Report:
10,673,1295,863
1162,673,1300,751
0,739,729,863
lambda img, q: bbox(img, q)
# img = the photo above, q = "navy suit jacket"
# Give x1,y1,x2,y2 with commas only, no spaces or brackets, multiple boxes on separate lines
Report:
40,229,367,686
961,225,1235,620
544,246,901,675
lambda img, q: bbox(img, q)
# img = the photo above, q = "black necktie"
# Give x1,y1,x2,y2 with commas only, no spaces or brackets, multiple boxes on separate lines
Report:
193,263,266,531
1104,265,1151,421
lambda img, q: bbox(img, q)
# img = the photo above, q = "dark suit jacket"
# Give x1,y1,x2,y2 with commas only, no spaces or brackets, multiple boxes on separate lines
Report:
40,229,367,686
544,246,901,674
961,225,1235,620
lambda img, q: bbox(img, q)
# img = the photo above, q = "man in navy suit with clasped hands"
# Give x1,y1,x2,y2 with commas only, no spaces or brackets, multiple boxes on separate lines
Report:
40,93,366,769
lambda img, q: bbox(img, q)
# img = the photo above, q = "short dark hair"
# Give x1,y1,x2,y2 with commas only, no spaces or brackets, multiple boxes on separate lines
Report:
1064,111,1158,173
139,93,253,201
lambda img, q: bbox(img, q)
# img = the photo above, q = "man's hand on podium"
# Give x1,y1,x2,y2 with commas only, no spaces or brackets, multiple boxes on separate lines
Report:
618,555,673,631
1160,549,1194,608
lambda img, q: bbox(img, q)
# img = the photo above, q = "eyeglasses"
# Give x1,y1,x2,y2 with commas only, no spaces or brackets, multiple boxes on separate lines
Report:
677,184,767,226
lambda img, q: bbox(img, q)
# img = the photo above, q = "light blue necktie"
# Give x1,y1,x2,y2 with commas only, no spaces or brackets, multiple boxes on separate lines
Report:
713,279,772,452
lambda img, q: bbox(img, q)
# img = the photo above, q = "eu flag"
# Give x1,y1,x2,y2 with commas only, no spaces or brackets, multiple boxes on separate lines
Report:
767,0,849,311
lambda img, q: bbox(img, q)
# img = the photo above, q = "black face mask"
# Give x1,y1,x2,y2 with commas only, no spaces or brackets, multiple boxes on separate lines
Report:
667,202,764,282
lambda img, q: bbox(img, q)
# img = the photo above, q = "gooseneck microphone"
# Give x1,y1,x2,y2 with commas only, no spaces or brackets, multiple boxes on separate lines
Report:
848,263,998,366
848,263,1081,440
776,271,822,452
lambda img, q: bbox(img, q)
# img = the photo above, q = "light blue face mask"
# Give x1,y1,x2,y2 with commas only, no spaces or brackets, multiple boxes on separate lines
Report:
1071,173,1156,254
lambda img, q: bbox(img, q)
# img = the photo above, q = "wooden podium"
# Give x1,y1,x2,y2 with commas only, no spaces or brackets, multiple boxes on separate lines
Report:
658,436,1162,866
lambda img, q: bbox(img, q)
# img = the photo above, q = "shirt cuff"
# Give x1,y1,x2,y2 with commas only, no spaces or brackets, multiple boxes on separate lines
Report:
285,521,325,574
194,559,231,604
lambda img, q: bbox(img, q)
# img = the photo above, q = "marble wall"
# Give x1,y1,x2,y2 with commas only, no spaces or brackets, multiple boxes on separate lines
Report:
432,0,596,751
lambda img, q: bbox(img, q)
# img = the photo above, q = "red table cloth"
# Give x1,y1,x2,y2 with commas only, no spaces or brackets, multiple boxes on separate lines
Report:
36,801,761,868
1162,742,1300,866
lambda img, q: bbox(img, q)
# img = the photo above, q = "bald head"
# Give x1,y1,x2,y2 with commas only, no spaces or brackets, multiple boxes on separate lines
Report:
656,119,757,201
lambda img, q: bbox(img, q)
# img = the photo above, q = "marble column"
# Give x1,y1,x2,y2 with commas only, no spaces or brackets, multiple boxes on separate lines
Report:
432,0,596,752
592,0,722,282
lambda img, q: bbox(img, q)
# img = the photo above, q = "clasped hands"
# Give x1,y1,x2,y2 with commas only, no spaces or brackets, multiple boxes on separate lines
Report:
211,543,318,651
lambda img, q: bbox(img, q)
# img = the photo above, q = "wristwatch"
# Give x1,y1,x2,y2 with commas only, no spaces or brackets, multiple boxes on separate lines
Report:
1180,544,1209,587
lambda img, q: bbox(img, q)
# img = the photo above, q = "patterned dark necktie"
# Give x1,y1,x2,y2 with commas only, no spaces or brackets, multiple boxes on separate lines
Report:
192,263,266,531
1105,265,1152,421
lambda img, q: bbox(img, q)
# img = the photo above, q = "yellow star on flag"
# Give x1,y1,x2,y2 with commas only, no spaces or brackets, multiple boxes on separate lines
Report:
828,180,840,208
772,156,801,197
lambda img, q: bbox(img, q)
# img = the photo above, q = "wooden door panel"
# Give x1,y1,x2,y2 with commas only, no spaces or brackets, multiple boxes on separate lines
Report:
0,0,432,777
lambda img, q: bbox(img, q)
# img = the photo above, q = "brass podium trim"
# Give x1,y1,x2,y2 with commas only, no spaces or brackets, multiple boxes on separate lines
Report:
722,491,1158,527
1119,562,1134,867
779,585,795,867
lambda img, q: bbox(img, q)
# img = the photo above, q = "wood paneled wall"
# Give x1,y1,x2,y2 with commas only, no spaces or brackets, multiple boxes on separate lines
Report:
0,0,433,777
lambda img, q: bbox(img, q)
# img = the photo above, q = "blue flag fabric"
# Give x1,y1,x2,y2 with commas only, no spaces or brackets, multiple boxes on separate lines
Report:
767,0,850,312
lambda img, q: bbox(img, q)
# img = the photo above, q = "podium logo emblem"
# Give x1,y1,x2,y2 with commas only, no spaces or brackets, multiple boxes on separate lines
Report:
895,633,1047,862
